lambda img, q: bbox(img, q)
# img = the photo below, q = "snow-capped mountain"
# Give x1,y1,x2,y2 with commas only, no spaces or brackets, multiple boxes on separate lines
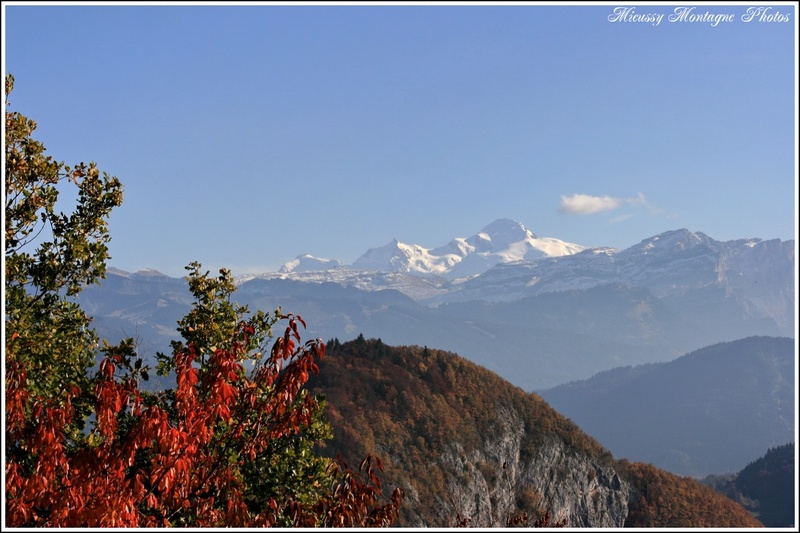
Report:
272,219,585,282
366,219,584,280
352,218,584,280
351,239,457,277
239,221,794,325
435,229,794,329
279,254,341,274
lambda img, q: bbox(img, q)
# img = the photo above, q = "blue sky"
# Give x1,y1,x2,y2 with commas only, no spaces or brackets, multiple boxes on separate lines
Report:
3,2,797,277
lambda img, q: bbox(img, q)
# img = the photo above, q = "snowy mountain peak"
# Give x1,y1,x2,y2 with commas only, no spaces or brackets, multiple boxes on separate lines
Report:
280,254,341,273
350,219,584,280
265,219,585,280
628,229,712,256
351,239,456,276
476,218,537,243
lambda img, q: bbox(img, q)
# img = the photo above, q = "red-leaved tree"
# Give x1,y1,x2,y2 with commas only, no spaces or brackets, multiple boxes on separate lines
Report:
6,264,403,527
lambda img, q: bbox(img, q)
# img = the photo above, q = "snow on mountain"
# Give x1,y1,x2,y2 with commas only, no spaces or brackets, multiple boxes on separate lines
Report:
351,239,460,277
433,228,794,326
234,222,792,333
351,219,584,280
237,267,451,301
444,218,585,279
279,254,341,274
235,219,585,298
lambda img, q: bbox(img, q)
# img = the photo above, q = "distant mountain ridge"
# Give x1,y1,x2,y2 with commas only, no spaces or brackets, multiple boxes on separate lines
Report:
538,336,795,477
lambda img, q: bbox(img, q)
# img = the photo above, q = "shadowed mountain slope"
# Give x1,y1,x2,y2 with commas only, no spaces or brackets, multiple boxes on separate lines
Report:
539,336,795,476
702,443,796,528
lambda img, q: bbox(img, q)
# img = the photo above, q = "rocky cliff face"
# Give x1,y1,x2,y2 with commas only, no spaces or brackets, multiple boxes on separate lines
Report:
398,405,629,528
521,437,629,527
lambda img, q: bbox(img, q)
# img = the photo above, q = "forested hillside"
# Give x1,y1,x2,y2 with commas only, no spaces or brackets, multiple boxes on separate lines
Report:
702,443,796,528
306,337,763,528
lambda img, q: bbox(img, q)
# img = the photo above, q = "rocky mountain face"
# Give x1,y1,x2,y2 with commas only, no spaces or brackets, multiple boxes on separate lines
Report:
306,338,762,528
432,430,629,528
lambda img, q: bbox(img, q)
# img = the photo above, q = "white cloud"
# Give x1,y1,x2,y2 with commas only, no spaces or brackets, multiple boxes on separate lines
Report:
559,192,666,217
559,194,622,215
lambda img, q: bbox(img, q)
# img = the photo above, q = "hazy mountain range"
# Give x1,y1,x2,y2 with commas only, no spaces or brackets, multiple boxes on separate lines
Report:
538,336,795,477
248,219,793,320
93,219,794,391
